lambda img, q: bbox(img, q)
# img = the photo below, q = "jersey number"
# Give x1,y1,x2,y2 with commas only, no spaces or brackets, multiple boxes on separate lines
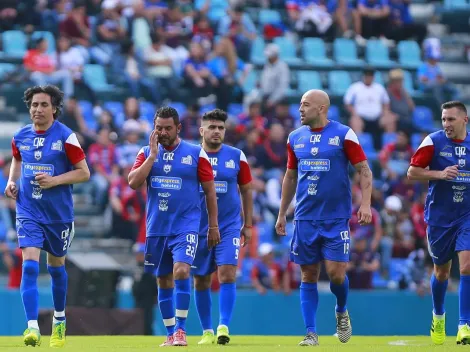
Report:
186,245,195,258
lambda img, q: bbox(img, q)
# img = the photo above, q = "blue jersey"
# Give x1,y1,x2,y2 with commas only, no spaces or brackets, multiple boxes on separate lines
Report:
12,121,86,224
286,121,367,221
199,144,252,236
410,131,470,227
132,140,214,237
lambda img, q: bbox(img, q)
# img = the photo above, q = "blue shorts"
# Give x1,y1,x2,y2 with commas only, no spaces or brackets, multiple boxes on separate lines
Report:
144,233,198,277
290,219,351,265
16,218,74,257
427,223,470,265
191,230,241,276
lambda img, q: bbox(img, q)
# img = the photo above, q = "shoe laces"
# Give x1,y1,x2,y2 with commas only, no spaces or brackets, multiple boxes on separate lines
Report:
434,319,445,333
337,313,349,330
306,332,318,343
55,324,65,339
175,329,186,340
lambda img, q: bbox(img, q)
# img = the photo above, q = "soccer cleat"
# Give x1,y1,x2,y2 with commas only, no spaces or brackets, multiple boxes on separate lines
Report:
23,328,41,347
217,325,230,345
456,324,470,345
159,335,174,347
198,330,215,345
50,321,66,348
336,310,352,343
298,332,319,346
172,328,188,346
430,314,446,345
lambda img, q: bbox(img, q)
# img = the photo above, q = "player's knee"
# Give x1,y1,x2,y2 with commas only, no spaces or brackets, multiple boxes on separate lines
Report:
22,247,41,262
434,269,450,281
157,275,173,289
329,272,346,285
47,254,65,267
218,266,237,283
194,275,211,290
300,265,320,283
460,262,470,275
173,263,190,280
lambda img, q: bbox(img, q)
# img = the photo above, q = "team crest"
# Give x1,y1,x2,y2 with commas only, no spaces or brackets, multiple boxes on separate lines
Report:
459,159,466,168
311,147,318,156
34,150,42,160
163,164,172,173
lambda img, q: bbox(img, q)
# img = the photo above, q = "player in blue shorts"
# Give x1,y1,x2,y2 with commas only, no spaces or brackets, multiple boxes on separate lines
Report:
191,109,253,345
5,85,90,347
128,106,219,346
275,90,373,346
408,101,470,345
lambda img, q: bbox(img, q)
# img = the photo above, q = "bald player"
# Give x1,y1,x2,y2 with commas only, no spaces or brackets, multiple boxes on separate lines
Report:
276,90,373,346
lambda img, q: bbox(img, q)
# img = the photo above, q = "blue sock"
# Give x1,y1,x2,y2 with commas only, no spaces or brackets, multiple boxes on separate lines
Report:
195,288,212,331
158,288,175,336
47,265,67,322
431,274,448,315
300,282,319,334
330,276,349,313
459,275,470,326
21,260,39,327
219,282,236,327
175,279,190,331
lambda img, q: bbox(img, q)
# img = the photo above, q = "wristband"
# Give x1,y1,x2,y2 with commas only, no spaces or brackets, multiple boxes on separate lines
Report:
244,225,253,229
209,226,219,230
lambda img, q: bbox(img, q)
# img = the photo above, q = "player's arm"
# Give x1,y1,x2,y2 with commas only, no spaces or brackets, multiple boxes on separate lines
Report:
5,138,22,199
238,151,254,246
129,131,158,190
48,159,90,187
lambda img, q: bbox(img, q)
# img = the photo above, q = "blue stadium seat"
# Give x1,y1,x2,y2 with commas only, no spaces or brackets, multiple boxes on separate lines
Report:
0,63,16,79
200,103,216,114
366,40,396,69
302,38,334,67
358,133,377,161
242,70,259,94
389,258,407,282
103,101,125,127
238,258,255,286
140,101,156,123
333,38,365,68
444,0,470,9
250,37,265,65
258,9,282,25
382,132,397,146
297,70,322,93
397,41,422,69
289,104,300,120
2,31,27,58
228,103,243,117
31,31,56,54
374,71,384,86
328,70,351,96
327,104,340,121
257,221,274,243
413,106,435,132
168,102,187,118
83,65,114,92
402,70,415,93
78,100,97,130
411,133,425,150
273,37,302,66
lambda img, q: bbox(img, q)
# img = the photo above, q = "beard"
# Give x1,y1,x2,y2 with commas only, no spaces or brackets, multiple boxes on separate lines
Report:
160,135,177,147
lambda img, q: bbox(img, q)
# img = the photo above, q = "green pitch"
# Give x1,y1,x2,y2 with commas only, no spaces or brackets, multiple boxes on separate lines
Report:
0,335,465,351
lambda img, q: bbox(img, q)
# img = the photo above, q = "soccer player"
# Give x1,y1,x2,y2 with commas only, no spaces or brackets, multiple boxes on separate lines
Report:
128,106,219,346
192,109,253,345
4,85,90,347
408,101,470,345
275,89,373,346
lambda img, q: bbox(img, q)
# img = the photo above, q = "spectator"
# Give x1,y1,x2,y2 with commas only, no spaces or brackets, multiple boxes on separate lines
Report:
386,69,415,133
287,0,336,41
267,98,296,133
122,97,151,135
251,243,282,294
356,0,392,46
117,120,143,169
379,130,414,181
59,97,95,148
59,1,91,54
259,44,290,113
385,0,427,46
380,195,402,277
192,14,215,53
195,0,230,26
0,0,17,31
347,233,381,289
410,190,427,249
255,123,287,172
238,101,268,133
350,191,383,252
344,67,391,150
180,104,202,141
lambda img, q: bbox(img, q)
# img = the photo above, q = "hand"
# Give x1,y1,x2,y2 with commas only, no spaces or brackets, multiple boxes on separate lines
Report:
207,227,221,249
275,215,287,236
241,226,252,247
4,181,18,200
440,165,459,180
357,204,372,225
35,173,57,189
256,286,267,295
149,130,159,157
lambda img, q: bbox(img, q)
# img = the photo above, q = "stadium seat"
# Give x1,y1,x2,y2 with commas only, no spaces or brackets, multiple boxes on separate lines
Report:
302,38,334,67
0,63,16,79
103,101,125,127
365,40,396,69
78,100,97,130
238,258,255,286
358,133,377,161
250,37,266,65
297,70,322,93
31,31,56,54
169,102,187,118
413,106,435,132
273,37,302,66
327,104,340,121
257,221,274,243
289,104,300,120
374,71,384,86
382,132,397,146
139,101,156,123
328,70,351,96
397,41,422,69
2,30,27,58
83,65,114,92
200,103,216,114
333,38,365,68
258,9,282,26
402,70,415,93
389,258,407,282
228,103,243,117
242,70,259,94
444,0,470,9
411,133,425,150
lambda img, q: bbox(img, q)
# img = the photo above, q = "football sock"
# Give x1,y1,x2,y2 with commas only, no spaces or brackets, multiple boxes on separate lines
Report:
459,275,470,326
300,282,318,334
175,279,190,331
195,288,212,331
21,260,39,329
431,274,448,316
47,265,67,323
158,287,175,336
330,276,349,313
219,282,236,327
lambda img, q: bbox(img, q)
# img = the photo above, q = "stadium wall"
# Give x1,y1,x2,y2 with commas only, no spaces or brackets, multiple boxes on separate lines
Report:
0,289,459,336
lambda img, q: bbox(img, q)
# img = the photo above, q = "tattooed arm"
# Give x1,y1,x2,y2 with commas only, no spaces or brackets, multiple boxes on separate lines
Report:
354,160,373,225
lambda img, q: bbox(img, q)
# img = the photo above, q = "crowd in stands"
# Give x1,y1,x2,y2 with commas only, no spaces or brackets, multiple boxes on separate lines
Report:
0,0,465,293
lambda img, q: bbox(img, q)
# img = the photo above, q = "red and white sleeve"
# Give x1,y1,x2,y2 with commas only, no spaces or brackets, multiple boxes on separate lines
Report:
131,148,147,172
238,151,252,185
286,142,298,169
410,135,434,168
197,149,214,183
65,133,86,165
11,138,21,161
344,129,367,165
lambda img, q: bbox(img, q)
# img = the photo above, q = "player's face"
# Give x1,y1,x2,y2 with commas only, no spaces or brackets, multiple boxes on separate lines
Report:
442,107,468,139
200,120,225,147
299,96,322,126
155,117,181,147
29,93,55,126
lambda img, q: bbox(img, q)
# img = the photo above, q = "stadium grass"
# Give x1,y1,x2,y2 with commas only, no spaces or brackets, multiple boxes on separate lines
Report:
0,335,467,351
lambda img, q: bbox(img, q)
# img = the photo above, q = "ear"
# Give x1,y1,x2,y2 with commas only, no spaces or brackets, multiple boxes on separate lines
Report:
199,126,204,137
176,123,182,134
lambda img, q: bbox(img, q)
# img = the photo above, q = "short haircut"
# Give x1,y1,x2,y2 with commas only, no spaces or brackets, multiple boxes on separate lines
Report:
23,85,64,119
441,101,467,115
154,106,180,125
202,109,228,123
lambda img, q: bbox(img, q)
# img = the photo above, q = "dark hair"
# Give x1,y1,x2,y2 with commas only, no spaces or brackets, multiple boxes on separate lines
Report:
154,106,180,125
23,85,64,119
202,109,228,123
363,67,375,76
441,101,467,115
150,33,163,44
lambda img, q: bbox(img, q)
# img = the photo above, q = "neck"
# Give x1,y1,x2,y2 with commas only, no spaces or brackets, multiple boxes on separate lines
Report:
308,117,328,129
168,137,181,148
203,141,222,153
33,120,54,132
455,131,467,141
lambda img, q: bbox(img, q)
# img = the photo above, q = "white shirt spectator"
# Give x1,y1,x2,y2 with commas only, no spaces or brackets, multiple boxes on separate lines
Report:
344,82,390,121
144,45,173,78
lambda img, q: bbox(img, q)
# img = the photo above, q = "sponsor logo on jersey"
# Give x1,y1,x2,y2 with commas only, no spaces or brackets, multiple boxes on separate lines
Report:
158,192,171,197
163,164,172,173
214,181,228,193
311,147,318,156
150,176,182,190
158,199,169,211
455,146,466,158
454,171,470,183
459,159,466,168
310,135,321,144
300,159,330,172
209,157,218,166
34,150,42,160
225,160,235,169
307,183,318,195
19,145,30,151
51,140,63,151
328,136,340,146
181,155,192,165
307,175,319,181
33,137,45,148
23,163,54,177
294,144,305,149
439,152,452,157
